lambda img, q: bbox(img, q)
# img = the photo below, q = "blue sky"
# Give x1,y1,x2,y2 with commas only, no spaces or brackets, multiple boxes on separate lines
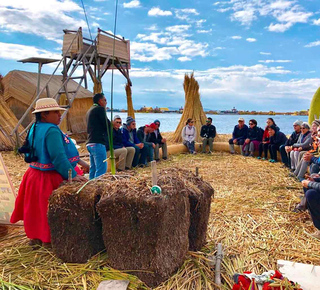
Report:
0,0,320,111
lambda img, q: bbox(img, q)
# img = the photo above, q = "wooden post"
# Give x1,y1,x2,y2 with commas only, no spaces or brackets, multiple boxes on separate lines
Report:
215,243,223,289
68,169,72,183
195,167,199,176
151,160,157,186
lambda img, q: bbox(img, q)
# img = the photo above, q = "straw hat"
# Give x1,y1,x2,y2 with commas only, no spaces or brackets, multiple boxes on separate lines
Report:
32,98,67,114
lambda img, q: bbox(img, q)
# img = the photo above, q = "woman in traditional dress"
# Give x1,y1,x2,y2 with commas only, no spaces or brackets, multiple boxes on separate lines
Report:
10,98,87,247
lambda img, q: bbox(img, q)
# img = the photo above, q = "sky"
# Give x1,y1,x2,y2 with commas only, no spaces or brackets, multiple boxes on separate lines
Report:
0,0,320,112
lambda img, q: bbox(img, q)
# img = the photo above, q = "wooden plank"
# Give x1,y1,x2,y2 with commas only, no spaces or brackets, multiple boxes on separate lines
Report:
97,34,130,62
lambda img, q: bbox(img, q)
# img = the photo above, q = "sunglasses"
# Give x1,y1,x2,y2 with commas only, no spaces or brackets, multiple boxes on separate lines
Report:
115,121,121,124
155,123,160,126
249,123,254,125
206,120,211,122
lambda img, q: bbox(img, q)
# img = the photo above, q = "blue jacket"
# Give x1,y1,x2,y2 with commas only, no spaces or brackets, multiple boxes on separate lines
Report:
232,124,248,141
122,123,140,147
28,122,78,179
112,128,124,150
270,131,287,146
248,126,263,141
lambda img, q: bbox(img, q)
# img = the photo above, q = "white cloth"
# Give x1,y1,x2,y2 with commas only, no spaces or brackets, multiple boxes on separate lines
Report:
182,126,196,142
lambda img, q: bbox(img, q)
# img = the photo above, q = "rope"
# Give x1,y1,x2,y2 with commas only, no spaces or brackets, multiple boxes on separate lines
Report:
80,0,93,41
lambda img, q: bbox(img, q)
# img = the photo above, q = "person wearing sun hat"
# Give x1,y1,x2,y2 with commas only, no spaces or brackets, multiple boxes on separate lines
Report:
10,98,87,247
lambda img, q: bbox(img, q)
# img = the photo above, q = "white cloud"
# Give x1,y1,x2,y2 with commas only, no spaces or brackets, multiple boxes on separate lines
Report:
313,19,320,25
141,88,178,94
166,25,190,33
258,60,292,63
178,8,199,15
231,7,257,26
123,0,141,9
268,22,293,32
0,0,86,43
148,7,172,17
146,25,158,31
246,38,257,42
305,41,320,48
217,8,232,13
260,52,271,55
0,42,61,60
175,8,200,21
231,36,242,39
178,56,191,62
197,29,212,34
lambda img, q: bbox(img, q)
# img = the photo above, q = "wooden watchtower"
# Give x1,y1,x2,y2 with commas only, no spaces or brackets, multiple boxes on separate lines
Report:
11,27,131,141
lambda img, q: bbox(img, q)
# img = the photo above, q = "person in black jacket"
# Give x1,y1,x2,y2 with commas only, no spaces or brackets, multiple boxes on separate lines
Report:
279,120,302,168
242,119,263,156
137,123,157,164
200,117,216,153
268,125,287,163
108,115,135,170
86,93,110,179
148,119,168,161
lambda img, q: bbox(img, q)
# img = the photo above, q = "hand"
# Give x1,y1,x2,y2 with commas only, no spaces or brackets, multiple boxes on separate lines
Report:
245,138,250,144
262,141,266,144
310,174,320,180
152,143,156,149
78,159,89,173
285,146,292,153
301,180,310,188
297,147,303,151
137,143,144,149
161,138,166,143
233,139,237,144
303,153,312,162
72,175,88,182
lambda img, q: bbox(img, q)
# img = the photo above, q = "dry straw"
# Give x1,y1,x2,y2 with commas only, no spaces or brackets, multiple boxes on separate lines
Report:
172,73,207,143
1,152,320,289
126,82,135,119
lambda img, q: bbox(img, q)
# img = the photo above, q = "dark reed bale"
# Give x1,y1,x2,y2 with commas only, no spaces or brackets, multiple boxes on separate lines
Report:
96,173,190,287
48,181,105,263
160,168,214,251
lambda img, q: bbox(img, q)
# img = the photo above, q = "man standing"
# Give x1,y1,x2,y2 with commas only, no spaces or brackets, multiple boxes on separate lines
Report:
279,120,302,168
200,117,216,154
86,93,110,179
148,119,168,161
122,117,147,167
108,115,135,171
229,118,248,154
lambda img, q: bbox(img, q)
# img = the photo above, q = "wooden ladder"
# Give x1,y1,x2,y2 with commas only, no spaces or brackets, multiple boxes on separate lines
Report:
11,29,96,138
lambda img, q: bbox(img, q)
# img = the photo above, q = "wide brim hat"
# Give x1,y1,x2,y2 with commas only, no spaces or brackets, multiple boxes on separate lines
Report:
32,98,67,114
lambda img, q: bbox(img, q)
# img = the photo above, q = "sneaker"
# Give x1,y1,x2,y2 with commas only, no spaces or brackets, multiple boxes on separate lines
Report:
208,151,212,154
230,151,235,154
262,157,266,161
162,157,167,160
257,156,261,160
311,230,320,239
269,159,275,163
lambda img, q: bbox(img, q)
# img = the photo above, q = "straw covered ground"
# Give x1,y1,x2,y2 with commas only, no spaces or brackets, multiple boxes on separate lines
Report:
1,146,320,289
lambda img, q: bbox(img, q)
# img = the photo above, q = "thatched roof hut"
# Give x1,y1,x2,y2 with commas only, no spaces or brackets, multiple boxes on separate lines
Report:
2,70,93,139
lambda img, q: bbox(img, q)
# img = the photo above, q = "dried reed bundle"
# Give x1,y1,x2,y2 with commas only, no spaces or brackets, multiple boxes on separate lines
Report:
172,73,207,143
125,82,135,119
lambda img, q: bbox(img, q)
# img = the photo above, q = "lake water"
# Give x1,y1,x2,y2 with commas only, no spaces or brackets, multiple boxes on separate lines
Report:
107,112,309,135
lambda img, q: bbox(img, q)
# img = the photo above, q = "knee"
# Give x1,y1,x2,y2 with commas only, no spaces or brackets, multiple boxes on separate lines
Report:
229,139,234,144
306,189,318,202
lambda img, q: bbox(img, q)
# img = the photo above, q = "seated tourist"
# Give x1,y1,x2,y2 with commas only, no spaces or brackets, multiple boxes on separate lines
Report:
122,116,147,167
280,120,302,168
258,118,279,160
200,117,216,154
182,118,197,154
229,117,248,154
148,119,168,161
289,122,311,170
137,123,157,163
301,178,320,239
268,125,287,163
242,119,263,157
107,115,135,171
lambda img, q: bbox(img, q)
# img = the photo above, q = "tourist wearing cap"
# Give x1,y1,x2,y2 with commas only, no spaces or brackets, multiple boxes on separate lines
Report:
279,120,302,168
242,119,263,157
182,118,197,154
148,119,168,161
229,118,248,154
200,117,216,154
258,118,279,160
10,98,87,247
288,122,312,170
108,115,135,171
267,125,287,163
86,93,111,179
137,123,157,164
122,116,147,167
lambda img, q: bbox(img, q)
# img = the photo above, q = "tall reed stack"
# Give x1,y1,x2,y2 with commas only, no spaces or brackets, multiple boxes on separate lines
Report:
125,82,135,118
172,73,207,143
